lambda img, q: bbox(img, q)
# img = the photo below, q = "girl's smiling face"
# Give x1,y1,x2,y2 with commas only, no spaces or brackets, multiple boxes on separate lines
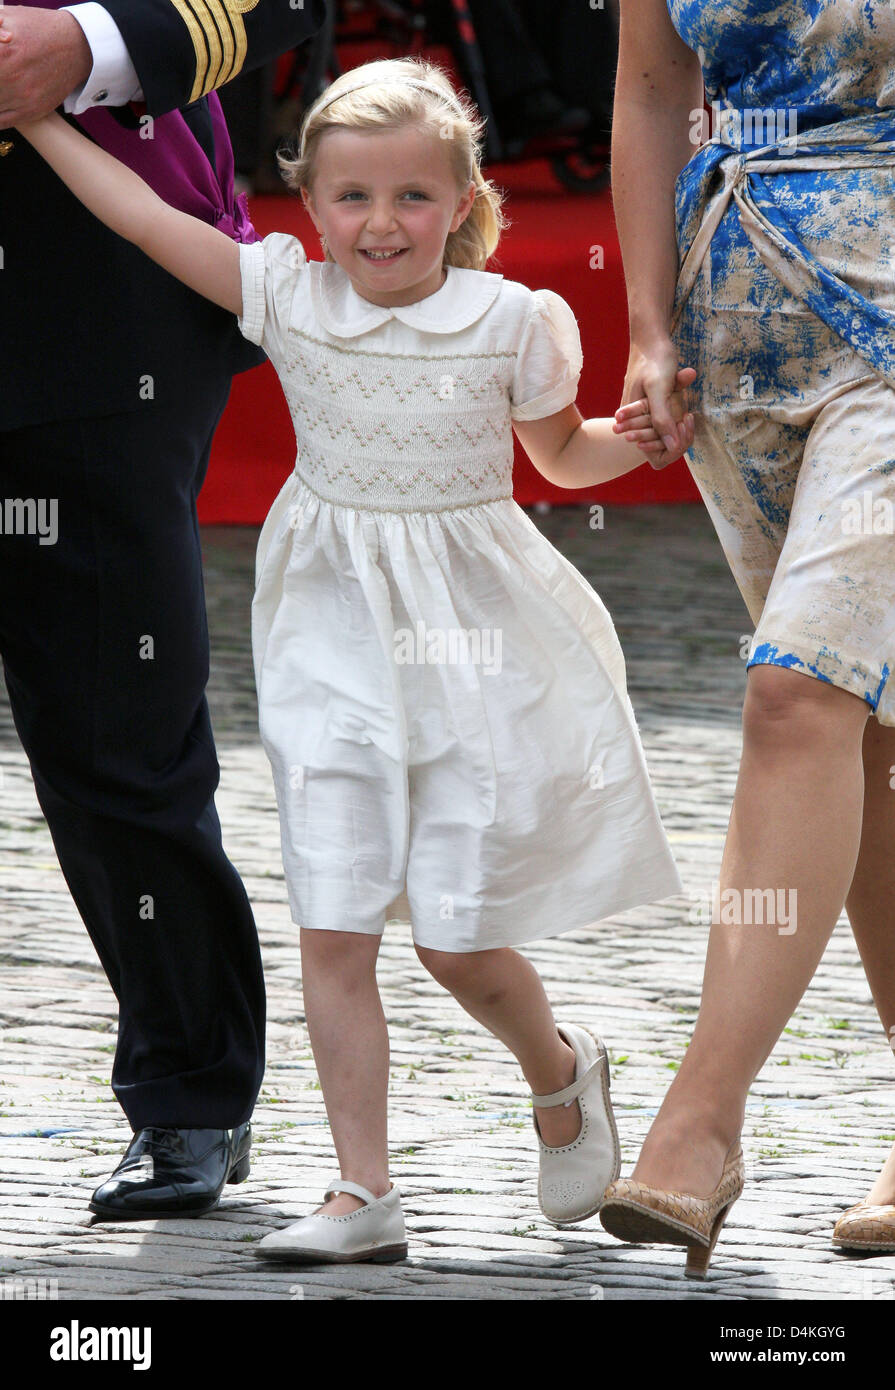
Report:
300,124,476,307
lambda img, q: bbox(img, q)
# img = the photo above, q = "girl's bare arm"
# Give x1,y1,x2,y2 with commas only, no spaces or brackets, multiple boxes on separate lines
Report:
17,112,242,316
514,367,695,489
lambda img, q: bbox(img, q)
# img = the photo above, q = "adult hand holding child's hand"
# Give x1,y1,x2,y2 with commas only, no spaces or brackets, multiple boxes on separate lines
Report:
0,6,92,128
614,337,696,470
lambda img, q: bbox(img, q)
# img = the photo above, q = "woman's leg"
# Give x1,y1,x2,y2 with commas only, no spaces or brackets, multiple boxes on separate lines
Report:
299,927,392,1215
844,717,895,1205
414,943,583,1147
631,663,869,1197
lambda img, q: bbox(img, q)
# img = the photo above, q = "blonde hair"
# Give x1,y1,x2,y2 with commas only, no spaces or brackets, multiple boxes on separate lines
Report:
277,57,510,271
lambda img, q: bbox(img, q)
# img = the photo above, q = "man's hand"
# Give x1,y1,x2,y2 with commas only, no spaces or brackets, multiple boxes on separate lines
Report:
0,7,92,127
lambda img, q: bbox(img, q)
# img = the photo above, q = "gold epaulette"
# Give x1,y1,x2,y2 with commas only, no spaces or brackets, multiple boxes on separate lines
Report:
169,0,263,103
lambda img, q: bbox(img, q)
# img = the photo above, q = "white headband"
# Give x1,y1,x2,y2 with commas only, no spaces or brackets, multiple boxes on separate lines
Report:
299,76,465,157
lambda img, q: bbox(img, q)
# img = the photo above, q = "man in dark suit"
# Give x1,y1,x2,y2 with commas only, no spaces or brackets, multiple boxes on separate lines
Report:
0,0,326,1218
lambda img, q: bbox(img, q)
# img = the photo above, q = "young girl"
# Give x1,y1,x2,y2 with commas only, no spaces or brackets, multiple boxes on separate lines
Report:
18,54,695,1264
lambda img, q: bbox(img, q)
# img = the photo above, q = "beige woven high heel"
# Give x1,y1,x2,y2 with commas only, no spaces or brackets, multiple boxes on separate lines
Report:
833,1202,895,1252
599,1141,745,1278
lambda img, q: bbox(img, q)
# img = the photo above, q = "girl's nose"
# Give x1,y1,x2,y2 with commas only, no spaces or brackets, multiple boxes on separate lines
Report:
366,204,399,231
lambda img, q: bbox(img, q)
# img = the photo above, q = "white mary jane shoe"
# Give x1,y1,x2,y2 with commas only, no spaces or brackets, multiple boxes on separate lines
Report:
256,1179,408,1264
531,1022,620,1226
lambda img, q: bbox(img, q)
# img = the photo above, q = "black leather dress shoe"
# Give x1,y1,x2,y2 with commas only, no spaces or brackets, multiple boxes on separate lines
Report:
88,1123,252,1220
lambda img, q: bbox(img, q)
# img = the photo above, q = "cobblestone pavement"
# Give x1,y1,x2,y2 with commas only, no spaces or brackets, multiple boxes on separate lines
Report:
2,504,894,1303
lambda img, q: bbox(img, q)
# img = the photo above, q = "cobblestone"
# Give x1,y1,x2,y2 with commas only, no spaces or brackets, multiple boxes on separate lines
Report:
1,505,893,1302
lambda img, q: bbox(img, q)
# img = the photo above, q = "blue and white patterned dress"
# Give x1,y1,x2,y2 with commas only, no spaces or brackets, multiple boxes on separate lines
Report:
667,0,895,722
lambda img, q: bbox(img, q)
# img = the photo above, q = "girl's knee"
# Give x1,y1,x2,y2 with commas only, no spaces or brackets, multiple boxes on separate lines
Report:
414,942,481,991
300,926,381,975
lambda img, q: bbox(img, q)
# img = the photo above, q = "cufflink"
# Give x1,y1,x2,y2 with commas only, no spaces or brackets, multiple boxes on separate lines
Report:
93,89,110,103
0,140,13,156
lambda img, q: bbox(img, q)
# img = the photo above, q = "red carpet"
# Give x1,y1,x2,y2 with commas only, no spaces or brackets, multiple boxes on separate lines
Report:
200,138,700,523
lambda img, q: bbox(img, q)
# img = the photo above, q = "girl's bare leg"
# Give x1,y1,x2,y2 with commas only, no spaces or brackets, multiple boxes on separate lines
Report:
415,943,583,1147
630,665,869,1197
299,927,391,1216
844,717,895,1205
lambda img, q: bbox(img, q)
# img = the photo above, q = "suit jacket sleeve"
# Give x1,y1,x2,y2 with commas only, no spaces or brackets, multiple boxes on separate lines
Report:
99,0,328,115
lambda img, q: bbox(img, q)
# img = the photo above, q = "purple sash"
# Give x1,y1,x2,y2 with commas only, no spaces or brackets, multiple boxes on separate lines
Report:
31,0,259,243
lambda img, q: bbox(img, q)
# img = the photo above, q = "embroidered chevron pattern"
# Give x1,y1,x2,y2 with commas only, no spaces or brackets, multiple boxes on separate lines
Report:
274,325,518,512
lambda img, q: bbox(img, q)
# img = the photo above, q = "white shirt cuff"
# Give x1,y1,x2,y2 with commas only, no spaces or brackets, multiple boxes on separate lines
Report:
61,3,144,114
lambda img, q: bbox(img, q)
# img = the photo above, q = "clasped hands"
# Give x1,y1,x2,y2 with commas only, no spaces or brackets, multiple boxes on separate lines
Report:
613,349,697,469
1,1,699,476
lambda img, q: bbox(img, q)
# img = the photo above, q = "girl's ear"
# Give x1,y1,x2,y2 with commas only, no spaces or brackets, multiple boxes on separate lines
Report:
451,180,476,232
301,186,322,232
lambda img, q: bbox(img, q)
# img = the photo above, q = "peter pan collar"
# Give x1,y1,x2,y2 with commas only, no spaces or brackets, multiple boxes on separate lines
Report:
309,260,503,338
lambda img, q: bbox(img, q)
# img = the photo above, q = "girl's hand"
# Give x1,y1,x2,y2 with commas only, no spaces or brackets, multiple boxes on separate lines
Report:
615,346,697,469
613,366,696,437
612,385,696,464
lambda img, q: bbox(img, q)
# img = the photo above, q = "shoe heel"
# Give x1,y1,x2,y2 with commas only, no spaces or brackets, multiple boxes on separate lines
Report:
228,1155,251,1185
685,1202,732,1279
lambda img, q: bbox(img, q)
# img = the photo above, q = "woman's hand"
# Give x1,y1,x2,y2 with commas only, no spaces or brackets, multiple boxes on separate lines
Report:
613,379,696,462
614,339,696,469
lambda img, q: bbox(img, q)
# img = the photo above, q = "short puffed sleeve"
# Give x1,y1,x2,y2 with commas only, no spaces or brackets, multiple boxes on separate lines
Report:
510,287,584,420
237,231,308,359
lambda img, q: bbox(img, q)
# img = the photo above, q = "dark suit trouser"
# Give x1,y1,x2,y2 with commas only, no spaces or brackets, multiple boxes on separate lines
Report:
0,378,265,1129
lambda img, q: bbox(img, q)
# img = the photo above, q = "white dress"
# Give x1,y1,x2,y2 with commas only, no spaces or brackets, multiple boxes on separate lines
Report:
237,232,683,952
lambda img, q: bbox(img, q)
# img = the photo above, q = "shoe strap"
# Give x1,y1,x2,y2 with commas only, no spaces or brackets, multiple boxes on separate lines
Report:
531,1053,604,1107
323,1179,391,1206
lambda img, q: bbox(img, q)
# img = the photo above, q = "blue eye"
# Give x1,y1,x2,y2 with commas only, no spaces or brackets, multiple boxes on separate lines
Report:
338,190,428,201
